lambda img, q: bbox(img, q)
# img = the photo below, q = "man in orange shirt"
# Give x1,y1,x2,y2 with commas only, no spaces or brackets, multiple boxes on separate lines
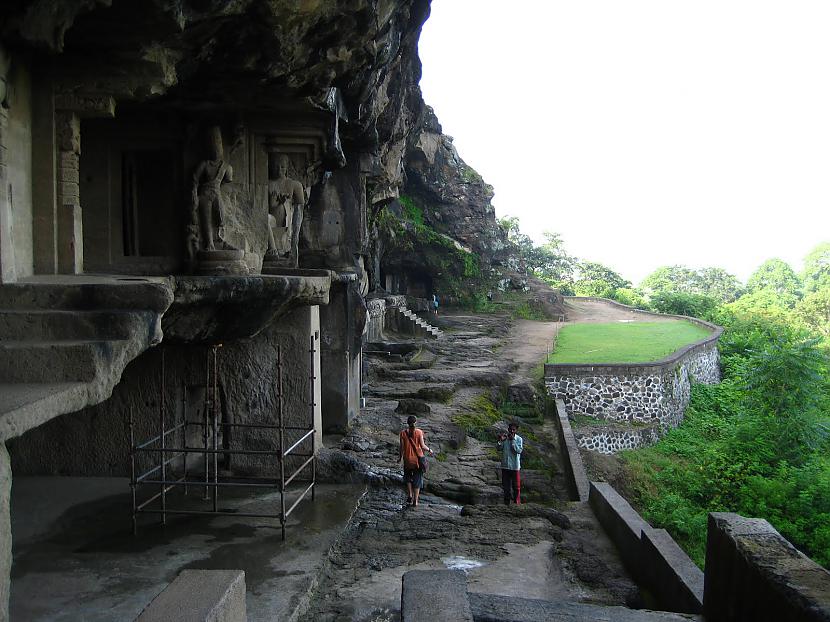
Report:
398,415,434,507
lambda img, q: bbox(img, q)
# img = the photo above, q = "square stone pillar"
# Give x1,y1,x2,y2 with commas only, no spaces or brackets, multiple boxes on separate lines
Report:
55,111,82,274
0,105,14,284
320,281,361,434
0,442,11,622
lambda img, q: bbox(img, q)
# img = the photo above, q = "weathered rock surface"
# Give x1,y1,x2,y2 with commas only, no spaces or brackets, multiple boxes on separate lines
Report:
307,311,642,620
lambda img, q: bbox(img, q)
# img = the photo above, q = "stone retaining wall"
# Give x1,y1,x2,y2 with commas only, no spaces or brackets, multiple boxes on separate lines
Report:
576,426,663,454
545,298,722,453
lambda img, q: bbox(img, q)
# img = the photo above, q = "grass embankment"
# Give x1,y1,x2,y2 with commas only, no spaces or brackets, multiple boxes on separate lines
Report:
548,321,712,364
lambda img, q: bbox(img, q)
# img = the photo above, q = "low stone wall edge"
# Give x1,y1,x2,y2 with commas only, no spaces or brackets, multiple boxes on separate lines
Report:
588,481,703,614
553,399,589,502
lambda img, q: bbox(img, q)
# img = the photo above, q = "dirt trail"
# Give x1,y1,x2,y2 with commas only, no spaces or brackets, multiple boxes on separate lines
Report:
564,298,675,323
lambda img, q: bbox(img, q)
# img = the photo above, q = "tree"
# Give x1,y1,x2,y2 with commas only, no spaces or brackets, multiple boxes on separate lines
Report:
726,288,794,324
649,291,719,320
640,265,741,302
499,217,576,288
573,261,630,298
803,242,830,293
696,267,743,302
747,258,802,301
641,265,699,296
796,288,830,339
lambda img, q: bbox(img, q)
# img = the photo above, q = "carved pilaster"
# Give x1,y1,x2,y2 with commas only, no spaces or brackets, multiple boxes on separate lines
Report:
0,43,15,283
55,110,82,274
52,91,113,275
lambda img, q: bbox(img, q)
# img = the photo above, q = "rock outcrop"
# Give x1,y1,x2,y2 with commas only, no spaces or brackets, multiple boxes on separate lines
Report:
376,99,521,302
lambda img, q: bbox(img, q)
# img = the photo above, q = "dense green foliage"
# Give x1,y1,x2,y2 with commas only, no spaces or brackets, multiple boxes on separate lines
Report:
619,252,830,569
549,321,711,364
497,220,830,567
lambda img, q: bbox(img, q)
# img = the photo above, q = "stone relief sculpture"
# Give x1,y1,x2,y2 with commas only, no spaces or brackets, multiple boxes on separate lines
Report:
263,153,306,269
189,125,247,275
191,126,235,252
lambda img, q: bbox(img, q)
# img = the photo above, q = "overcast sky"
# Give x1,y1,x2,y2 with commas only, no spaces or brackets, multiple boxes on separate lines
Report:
417,1,830,285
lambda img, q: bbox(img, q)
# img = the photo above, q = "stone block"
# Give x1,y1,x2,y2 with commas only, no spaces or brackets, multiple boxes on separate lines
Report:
703,512,830,622
401,569,472,622
641,528,703,614
553,399,589,502
0,443,10,622
136,569,247,622
395,398,430,414
588,481,651,580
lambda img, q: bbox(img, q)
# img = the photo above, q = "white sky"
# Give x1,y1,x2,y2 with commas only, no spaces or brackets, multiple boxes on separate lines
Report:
417,1,830,285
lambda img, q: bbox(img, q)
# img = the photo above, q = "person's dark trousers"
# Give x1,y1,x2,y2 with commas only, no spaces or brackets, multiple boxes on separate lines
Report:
501,468,521,505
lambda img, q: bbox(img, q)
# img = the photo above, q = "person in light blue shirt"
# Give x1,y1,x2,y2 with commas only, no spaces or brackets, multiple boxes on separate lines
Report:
497,422,523,504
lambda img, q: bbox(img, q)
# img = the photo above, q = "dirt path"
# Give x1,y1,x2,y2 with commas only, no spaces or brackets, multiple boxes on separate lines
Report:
564,298,675,323
500,319,560,383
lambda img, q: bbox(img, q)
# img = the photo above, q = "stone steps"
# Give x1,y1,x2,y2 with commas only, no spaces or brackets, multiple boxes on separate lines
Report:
468,593,702,622
401,571,701,622
0,276,174,443
0,310,138,341
395,307,444,339
0,339,127,382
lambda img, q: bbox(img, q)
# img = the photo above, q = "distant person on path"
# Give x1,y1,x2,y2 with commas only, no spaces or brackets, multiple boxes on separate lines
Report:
497,422,523,505
398,415,434,507
432,293,439,316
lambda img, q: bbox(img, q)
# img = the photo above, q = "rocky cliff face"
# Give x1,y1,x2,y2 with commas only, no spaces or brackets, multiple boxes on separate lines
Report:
377,99,520,302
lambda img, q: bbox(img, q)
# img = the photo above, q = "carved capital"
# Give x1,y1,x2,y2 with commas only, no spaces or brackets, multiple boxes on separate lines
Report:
56,111,80,154
54,92,115,118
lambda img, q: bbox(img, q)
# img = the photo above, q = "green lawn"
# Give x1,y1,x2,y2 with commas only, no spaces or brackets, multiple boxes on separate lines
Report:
548,321,712,364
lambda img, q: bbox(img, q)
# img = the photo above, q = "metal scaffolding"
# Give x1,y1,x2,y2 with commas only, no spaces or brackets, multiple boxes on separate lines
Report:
130,338,317,540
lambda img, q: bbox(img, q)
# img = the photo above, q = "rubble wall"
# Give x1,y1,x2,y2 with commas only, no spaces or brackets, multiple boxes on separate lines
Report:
545,316,721,454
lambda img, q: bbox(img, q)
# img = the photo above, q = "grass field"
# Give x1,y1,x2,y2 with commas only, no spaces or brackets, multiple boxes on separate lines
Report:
547,321,712,364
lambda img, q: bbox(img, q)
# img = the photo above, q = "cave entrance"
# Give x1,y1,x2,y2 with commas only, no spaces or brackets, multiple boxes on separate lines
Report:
80,112,185,274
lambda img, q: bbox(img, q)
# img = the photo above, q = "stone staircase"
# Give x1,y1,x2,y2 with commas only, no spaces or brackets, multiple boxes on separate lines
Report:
393,306,443,339
402,570,702,622
0,277,173,443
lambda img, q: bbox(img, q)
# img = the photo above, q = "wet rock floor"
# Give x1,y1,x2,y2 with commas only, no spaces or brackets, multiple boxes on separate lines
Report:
304,311,640,621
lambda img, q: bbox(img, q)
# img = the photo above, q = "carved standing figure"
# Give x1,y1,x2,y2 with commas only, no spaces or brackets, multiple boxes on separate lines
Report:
191,126,234,251
265,154,305,266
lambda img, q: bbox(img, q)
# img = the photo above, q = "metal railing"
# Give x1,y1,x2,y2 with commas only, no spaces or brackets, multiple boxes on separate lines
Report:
130,337,318,540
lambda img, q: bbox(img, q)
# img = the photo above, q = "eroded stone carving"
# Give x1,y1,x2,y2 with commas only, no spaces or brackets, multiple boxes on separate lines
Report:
190,126,246,275
264,153,306,269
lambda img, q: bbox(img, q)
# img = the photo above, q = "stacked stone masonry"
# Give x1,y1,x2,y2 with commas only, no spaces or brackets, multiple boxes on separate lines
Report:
546,309,722,454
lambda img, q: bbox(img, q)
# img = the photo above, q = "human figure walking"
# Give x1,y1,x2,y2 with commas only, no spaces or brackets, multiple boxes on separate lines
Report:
497,422,523,505
397,415,433,507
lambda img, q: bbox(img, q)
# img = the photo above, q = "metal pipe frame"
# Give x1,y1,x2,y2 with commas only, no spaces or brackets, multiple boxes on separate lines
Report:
131,338,318,541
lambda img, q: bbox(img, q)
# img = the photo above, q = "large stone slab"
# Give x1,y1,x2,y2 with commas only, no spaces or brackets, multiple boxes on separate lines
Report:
704,512,830,622
401,570,473,622
136,569,246,622
469,593,701,622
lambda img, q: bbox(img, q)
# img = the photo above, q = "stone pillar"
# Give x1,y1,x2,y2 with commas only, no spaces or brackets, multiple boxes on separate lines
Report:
51,92,114,275
0,442,11,622
0,45,15,284
55,110,82,274
320,280,360,433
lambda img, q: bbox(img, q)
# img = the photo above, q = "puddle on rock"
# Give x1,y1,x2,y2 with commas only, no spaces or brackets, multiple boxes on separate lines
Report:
441,556,486,572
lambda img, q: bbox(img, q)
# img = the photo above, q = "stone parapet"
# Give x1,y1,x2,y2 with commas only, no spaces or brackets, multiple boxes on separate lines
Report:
703,513,830,622
553,399,589,502
589,482,704,615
